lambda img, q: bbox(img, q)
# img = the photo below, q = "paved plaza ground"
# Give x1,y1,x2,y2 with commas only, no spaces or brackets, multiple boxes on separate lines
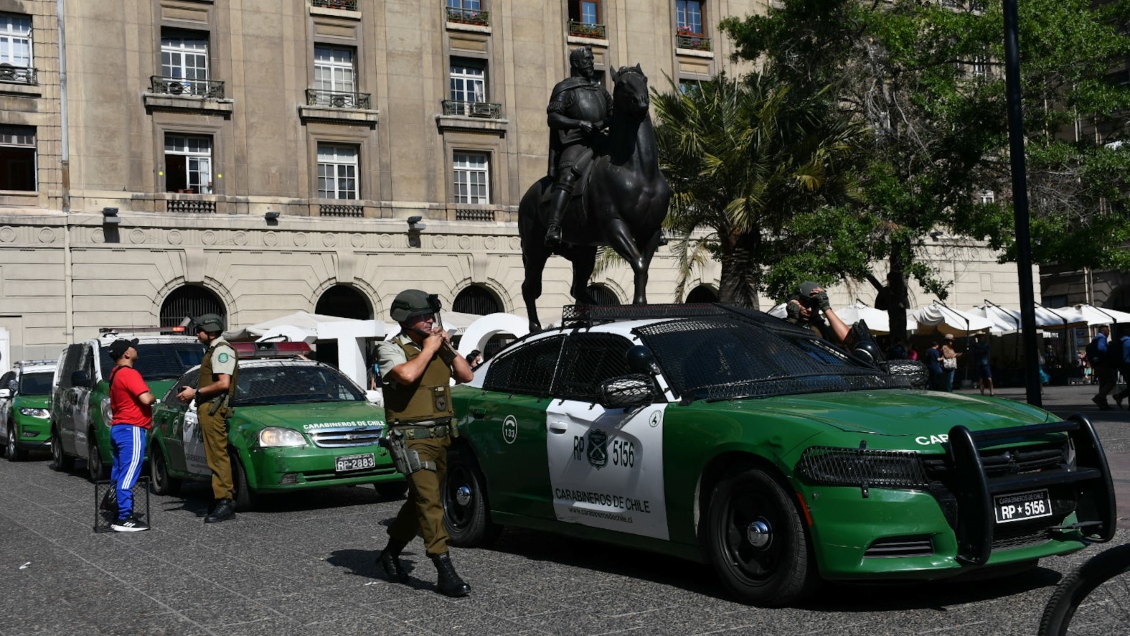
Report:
0,382,1127,635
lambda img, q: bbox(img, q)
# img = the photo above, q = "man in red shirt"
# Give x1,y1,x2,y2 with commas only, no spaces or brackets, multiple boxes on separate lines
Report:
106,338,156,532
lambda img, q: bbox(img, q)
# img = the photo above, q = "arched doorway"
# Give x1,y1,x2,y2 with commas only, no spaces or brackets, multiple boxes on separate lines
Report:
587,284,620,306
685,285,718,303
315,285,372,320
452,285,501,316
160,285,225,329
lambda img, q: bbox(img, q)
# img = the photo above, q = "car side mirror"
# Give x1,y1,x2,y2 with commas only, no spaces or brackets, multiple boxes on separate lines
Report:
70,370,92,388
598,374,656,409
0,389,10,399
625,345,661,376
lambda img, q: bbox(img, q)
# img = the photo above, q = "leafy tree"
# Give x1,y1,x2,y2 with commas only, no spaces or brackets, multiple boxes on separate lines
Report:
652,73,862,307
720,0,1130,341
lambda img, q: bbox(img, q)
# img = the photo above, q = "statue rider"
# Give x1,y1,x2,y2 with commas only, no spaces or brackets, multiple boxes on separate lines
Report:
544,46,613,246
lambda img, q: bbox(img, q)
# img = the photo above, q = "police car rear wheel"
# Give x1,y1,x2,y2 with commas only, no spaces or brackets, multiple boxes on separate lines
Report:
705,467,817,607
231,452,256,512
443,446,500,547
149,445,181,496
87,435,108,482
50,427,74,472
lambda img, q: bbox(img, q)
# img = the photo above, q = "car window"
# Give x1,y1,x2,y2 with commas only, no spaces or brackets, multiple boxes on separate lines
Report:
163,369,199,405
58,345,84,389
556,333,636,401
99,343,204,382
1,372,14,390
483,334,566,397
234,365,365,406
18,372,53,396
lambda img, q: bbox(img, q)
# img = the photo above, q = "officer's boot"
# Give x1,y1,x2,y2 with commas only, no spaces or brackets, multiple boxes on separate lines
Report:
544,176,576,246
375,537,410,584
204,498,236,523
431,552,471,597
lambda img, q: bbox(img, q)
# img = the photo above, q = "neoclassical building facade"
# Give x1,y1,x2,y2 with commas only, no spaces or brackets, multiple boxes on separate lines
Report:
0,0,1035,364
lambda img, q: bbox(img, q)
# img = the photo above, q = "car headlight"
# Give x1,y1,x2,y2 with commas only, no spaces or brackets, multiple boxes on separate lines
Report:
258,427,307,448
100,398,113,427
796,446,929,489
18,408,49,418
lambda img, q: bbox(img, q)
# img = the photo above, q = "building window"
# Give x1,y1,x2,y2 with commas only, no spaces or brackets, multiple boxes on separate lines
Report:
314,46,355,94
676,1,703,35
165,135,213,194
450,58,486,103
447,0,482,11
453,285,502,315
568,1,601,24
980,190,995,204
317,144,358,200
0,14,32,68
161,30,209,93
972,56,987,78
0,125,35,191
453,152,489,204
160,285,225,330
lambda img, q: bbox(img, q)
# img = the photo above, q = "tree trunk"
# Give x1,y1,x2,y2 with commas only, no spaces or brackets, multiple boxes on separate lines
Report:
717,232,761,308
886,245,911,345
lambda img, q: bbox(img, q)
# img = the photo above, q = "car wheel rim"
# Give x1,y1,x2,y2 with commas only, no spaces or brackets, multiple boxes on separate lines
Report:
445,464,474,529
51,434,61,464
723,492,782,582
7,429,14,456
89,442,101,478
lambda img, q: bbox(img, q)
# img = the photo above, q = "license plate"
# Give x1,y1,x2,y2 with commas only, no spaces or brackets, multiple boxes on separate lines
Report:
994,489,1053,524
335,453,376,473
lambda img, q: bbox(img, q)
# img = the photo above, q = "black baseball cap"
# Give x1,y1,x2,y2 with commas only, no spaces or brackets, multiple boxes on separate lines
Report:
107,338,139,360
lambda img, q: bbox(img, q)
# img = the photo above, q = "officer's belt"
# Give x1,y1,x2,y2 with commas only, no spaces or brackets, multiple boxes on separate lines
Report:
391,418,452,440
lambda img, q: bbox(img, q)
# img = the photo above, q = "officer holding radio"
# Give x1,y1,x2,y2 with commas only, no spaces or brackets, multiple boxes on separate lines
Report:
785,281,850,345
374,289,474,597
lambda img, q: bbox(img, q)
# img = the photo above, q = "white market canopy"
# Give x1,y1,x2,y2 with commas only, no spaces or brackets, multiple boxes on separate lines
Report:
224,311,385,343
833,300,916,335
1057,304,1130,326
971,304,1087,335
910,302,993,336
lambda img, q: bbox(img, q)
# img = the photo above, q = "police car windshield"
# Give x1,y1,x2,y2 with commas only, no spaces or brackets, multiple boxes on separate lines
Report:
18,372,53,396
233,365,365,406
100,343,205,381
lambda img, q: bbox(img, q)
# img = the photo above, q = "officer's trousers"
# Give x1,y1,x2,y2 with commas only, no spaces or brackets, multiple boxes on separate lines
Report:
388,434,450,557
199,408,234,500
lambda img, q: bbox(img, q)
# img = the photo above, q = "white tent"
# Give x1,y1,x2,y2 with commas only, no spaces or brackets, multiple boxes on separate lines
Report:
834,300,916,335
971,304,1087,335
224,310,379,342
1060,304,1130,326
767,303,788,319
910,302,993,336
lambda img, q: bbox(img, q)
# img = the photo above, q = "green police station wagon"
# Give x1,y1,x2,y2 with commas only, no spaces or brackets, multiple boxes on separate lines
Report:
148,342,405,509
0,359,58,461
442,305,1115,607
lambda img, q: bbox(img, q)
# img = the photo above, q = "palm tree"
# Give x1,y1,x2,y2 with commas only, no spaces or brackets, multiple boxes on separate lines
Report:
652,73,861,307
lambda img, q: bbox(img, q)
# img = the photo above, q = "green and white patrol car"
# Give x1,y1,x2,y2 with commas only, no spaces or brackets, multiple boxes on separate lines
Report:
0,359,58,461
148,342,404,509
443,305,1115,606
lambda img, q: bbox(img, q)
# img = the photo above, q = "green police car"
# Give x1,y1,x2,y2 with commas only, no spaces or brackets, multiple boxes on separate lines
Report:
0,360,58,461
148,342,404,509
443,305,1115,606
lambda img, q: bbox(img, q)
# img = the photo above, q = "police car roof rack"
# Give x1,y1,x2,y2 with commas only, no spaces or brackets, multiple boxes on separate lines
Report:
559,303,783,329
231,341,311,359
98,326,188,336
14,359,57,369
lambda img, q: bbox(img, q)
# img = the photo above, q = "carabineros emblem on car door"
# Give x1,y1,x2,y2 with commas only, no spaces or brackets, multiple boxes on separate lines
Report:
587,429,608,469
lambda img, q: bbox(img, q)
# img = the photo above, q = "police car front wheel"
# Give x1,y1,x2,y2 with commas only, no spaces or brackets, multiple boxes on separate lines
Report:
442,446,501,548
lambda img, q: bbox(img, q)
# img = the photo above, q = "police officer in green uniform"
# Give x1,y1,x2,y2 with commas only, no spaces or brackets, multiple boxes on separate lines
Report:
374,290,474,597
177,314,240,524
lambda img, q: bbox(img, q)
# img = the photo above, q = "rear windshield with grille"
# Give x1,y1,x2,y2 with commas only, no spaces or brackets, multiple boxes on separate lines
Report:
636,316,903,401
484,335,565,396
234,365,365,406
100,343,205,382
556,333,636,401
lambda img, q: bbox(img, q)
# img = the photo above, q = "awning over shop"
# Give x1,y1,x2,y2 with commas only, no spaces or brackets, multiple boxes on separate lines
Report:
910,302,993,336
834,300,916,335
971,303,1087,335
1057,304,1130,326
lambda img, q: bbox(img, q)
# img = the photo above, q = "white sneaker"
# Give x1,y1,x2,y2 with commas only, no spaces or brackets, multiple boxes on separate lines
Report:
111,515,149,532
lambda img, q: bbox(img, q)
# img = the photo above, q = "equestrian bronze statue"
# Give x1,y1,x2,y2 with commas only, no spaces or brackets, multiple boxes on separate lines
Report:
519,51,670,332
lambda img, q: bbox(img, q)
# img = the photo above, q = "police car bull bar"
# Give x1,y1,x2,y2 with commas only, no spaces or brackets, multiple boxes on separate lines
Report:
947,415,1116,566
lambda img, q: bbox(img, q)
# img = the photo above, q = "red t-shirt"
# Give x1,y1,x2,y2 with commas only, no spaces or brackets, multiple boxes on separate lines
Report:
109,366,152,428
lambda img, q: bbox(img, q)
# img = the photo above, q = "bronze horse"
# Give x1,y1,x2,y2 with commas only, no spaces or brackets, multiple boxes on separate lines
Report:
518,64,670,331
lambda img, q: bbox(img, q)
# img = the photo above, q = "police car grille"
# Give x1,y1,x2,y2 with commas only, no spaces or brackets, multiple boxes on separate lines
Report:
991,517,1065,550
309,427,384,448
864,536,934,558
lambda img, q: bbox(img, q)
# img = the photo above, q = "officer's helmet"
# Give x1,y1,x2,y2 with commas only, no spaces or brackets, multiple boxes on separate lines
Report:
390,290,440,322
195,313,225,333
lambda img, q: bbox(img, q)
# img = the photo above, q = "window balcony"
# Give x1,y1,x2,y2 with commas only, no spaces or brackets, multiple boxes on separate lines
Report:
442,99,501,119
0,65,36,86
311,0,357,9
167,198,217,214
446,7,490,26
318,203,364,217
568,21,607,40
306,89,371,109
150,75,226,99
675,33,712,52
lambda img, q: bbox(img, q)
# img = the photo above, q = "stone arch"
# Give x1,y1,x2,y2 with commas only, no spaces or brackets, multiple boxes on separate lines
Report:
310,278,383,319
685,284,719,303
587,283,622,306
153,278,235,328
315,285,373,320
447,277,514,313
453,284,503,316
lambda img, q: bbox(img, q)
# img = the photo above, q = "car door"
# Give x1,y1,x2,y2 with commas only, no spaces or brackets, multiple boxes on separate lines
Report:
470,333,564,518
69,344,95,453
544,332,671,540
0,371,15,438
55,344,84,455
154,370,196,474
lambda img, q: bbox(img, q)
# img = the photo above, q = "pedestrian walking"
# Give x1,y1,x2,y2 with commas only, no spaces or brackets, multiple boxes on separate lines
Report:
925,340,945,391
941,334,961,392
106,338,155,532
1089,325,1116,410
1112,332,1130,409
972,333,994,396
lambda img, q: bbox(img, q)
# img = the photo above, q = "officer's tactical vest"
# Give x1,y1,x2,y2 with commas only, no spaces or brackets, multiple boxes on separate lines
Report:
197,340,239,407
384,340,453,424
